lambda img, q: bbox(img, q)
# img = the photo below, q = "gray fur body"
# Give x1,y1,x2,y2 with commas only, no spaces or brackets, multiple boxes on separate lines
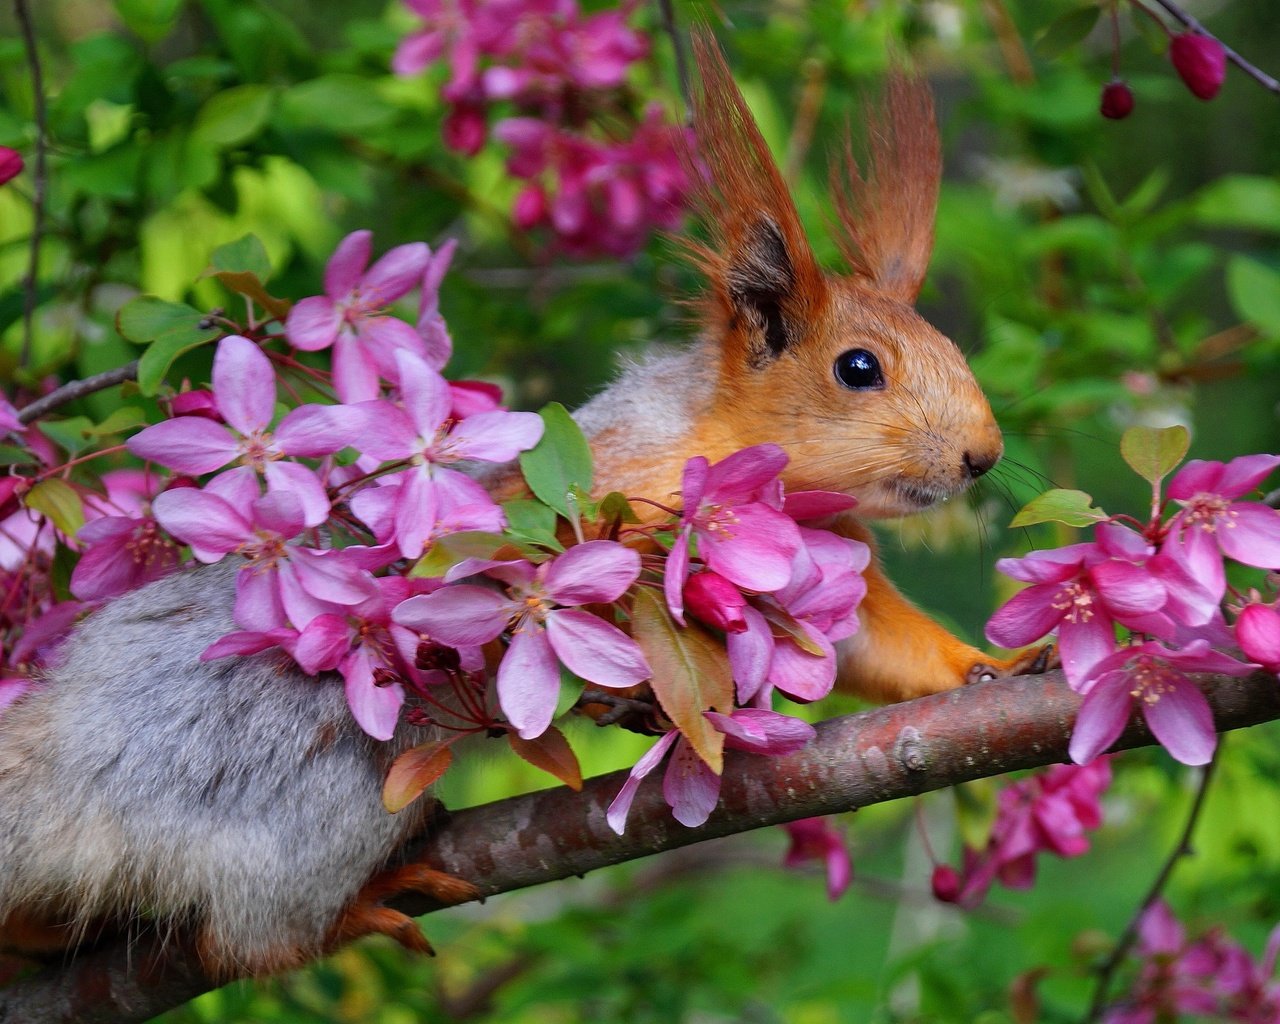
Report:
0,562,436,969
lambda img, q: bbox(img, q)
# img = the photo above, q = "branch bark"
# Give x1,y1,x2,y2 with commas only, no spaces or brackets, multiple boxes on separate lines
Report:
3,669,1279,1024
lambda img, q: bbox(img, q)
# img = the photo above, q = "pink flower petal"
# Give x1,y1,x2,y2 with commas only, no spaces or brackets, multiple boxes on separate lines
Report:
447,410,544,463
275,561,341,631
1139,674,1216,766
151,488,250,555
699,504,800,593
546,608,651,687
1216,453,1280,498
127,417,236,474
205,464,261,508
275,403,363,457
606,730,679,835
362,242,430,304
1237,603,1280,672
393,585,512,646
1069,670,1133,765
497,627,561,739
768,627,837,702
679,456,709,520
342,645,404,741
285,295,342,351
0,677,32,714
264,461,330,528
782,490,858,521
1058,611,1118,690
663,528,691,625
1218,503,1280,569
994,545,1092,585
212,335,276,435
395,351,452,441
544,540,640,605
325,230,372,300
348,400,417,462
201,628,295,661
727,605,773,703
394,468,439,560
333,332,382,404
289,547,375,607
362,316,429,381
705,708,814,755
985,583,1066,648
294,613,352,674
704,443,788,504
251,490,306,539
1168,459,1225,501
663,738,721,827
1089,561,1166,617
234,564,288,631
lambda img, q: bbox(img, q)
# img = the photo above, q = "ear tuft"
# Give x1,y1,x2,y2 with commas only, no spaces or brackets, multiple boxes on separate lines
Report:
830,72,941,303
683,30,825,367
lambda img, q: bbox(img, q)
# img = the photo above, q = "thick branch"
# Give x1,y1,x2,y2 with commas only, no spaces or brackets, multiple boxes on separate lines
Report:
16,362,139,425
3,670,1279,1024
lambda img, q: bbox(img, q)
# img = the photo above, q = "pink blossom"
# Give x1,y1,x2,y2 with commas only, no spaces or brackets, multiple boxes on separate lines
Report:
1164,454,1280,605
284,231,433,402
663,444,801,626
939,758,1112,907
0,147,22,186
0,396,21,433
348,350,541,558
152,479,374,632
0,676,31,716
1070,640,1254,766
606,709,815,834
781,817,852,901
987,523,1175,688
394,540,648,739
1237,602,1280,674
127,336,357,526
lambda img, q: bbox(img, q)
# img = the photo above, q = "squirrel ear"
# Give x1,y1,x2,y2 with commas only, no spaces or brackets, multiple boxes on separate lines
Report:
830,73,941,304
684,30,826,367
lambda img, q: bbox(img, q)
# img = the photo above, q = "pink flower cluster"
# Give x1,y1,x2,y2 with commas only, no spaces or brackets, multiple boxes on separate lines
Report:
932,757,1111,908
1105,902,1280,1024
392,0,691,256
987,453,1280,767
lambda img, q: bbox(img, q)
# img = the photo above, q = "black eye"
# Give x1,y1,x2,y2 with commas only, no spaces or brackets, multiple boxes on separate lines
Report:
833,349,885,391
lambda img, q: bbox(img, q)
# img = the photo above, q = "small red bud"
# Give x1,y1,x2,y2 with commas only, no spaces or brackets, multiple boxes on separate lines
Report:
513,185,547,230
1169,33,1227,100
0,147,23,186
1099,79,1135,120
931,864,962,904
683,571,749,633
442,102,487,156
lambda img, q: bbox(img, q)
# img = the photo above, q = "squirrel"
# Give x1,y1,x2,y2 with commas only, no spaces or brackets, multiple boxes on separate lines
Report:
0,33,1048,980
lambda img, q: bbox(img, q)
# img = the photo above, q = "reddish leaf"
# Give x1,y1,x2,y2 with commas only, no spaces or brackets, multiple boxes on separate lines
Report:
382,740,453,813
508,726,583,791
630,586,732,773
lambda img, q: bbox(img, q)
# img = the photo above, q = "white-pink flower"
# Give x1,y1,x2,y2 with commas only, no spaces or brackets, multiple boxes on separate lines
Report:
284,231,434,402
127,335,357,526
394,540,648,740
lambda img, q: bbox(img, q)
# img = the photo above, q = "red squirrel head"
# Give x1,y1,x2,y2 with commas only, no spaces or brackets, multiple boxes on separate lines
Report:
684,32,1002,519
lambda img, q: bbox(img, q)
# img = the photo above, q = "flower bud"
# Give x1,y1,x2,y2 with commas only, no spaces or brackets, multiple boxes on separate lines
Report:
168,389,222,421
1170,33,1227,100
513,185,547,230
1235,603,1280,674
682,571,748,633
1099,80,1134,120
931,864,961,903
442,103,487,156
0,147,23,186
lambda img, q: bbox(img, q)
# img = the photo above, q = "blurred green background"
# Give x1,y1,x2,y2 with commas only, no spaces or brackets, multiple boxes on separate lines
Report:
2,0,1279,1019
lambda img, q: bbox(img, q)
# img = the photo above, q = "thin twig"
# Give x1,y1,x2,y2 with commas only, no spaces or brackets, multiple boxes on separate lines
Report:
14,0,49,371
656,0,692,112
16,362,140,425
1081,743,1222,1023
1142,0,1280,95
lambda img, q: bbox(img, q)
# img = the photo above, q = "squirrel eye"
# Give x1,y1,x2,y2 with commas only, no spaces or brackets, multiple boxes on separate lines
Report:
833,349,885,391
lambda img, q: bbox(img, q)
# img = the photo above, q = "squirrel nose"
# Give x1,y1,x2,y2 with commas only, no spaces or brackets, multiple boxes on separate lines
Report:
963,449,999,479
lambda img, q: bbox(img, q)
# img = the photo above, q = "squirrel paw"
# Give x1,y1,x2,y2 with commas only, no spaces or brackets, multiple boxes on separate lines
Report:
329,862,481,958
964,643,1058,685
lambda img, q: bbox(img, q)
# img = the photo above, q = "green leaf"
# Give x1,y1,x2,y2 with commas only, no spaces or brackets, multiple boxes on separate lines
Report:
24,479,86,538
382,740,453,813
0,445,36,466
208,234,272,280
117,296,212,345
114,0,183,43
137,332,222,396
191,84,273,149
508,727,583,791
1009,489,1107,528
1034,6,1101,58
1227,256,1280,335
89,406,148,437
630,587,732,773
518,403,594,520
1120,425,1190,487
502,498,561,546
409,531,509,578
599,491,641,526
37,417,96,456
955,779,999,850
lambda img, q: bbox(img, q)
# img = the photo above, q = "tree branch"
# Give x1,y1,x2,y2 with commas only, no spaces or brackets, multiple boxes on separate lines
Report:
3,669,1279,1024
16,362,140,425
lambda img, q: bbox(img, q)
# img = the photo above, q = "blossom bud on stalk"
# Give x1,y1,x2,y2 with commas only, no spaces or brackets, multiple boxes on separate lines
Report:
0,147,23,186
1100,80,1135,120
1170,33,1227,100
682,571,749,633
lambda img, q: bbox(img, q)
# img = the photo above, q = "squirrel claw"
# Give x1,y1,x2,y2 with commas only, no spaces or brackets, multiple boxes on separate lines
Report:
964,643,1058,685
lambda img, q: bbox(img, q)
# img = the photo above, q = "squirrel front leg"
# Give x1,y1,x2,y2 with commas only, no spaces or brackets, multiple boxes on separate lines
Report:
833,520,1054,704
